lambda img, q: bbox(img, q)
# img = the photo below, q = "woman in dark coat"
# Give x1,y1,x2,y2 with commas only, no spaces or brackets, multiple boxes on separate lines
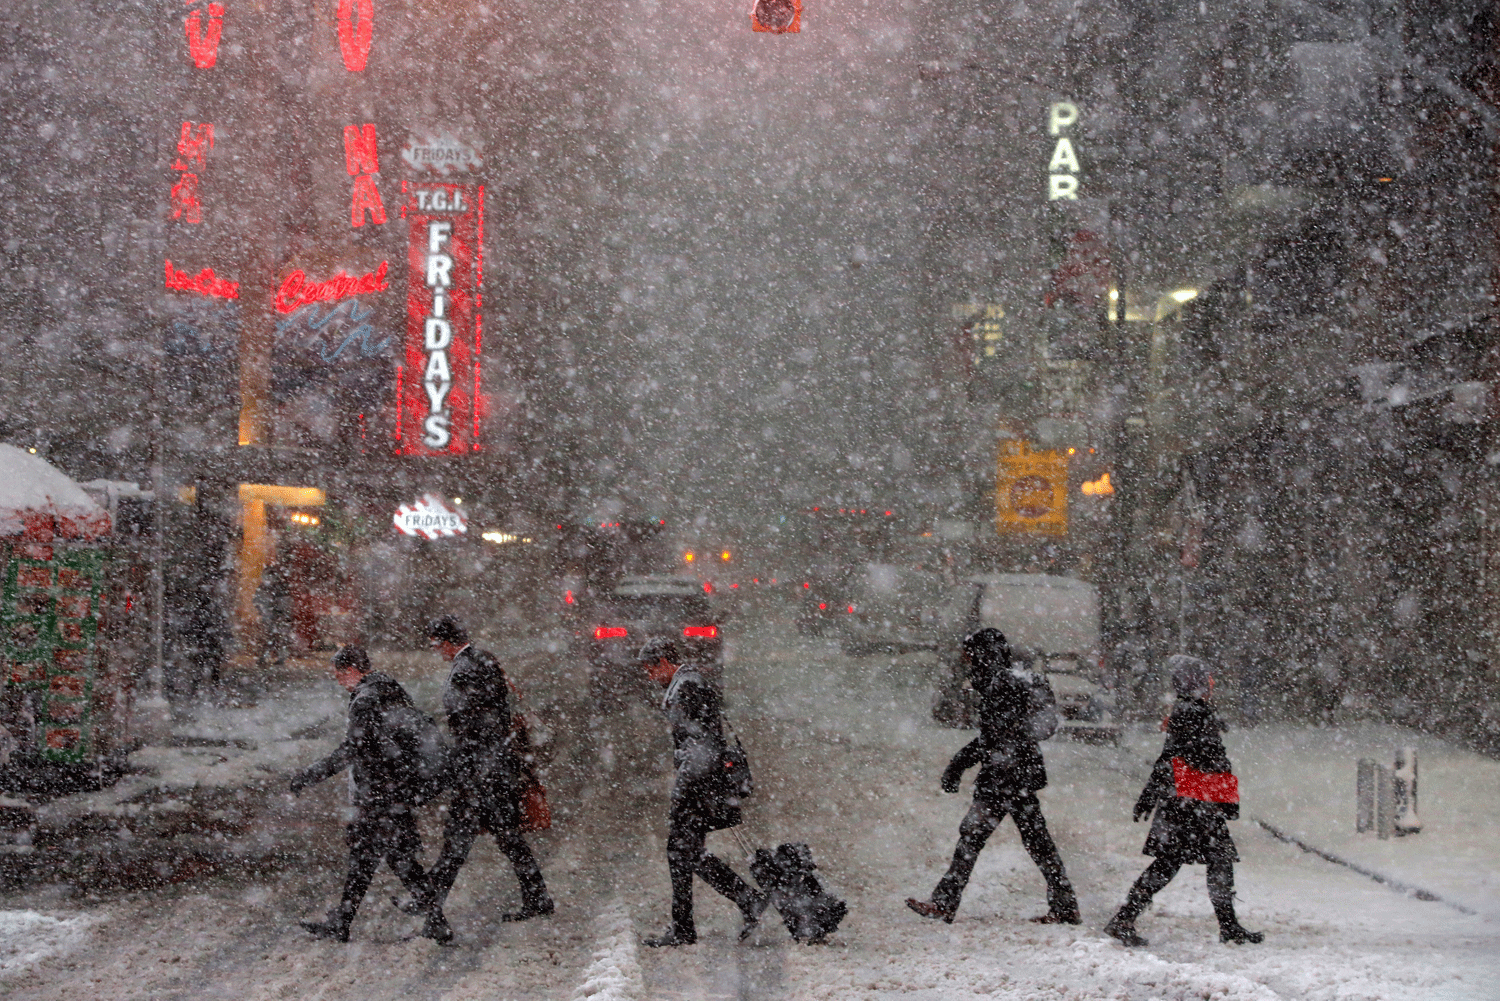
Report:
1104,654,1263,946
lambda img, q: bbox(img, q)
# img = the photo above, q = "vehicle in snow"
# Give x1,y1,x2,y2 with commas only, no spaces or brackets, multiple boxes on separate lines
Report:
838,563,970,655
576,575,723,699
931,573,1118,742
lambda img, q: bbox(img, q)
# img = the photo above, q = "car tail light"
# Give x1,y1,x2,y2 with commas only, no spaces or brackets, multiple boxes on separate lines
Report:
565,589,574,605
684,626,718,639
703,582,714,593
594,626,628,639
818,602,827,610
847,605,855,613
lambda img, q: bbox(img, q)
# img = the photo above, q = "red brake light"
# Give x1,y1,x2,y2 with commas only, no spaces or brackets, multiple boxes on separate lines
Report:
847,605,855,613
803,582,811,589
684,626,718,639
594,626,628,639
703,582,714,593
818,602,827,610
565,589,574,605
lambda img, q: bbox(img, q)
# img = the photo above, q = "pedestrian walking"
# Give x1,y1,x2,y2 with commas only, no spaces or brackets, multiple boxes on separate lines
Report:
290,645,452,943
255,556,292,668
423,615,554,923
1104,654,1263,947
638,638,768,947
907,627,1080,925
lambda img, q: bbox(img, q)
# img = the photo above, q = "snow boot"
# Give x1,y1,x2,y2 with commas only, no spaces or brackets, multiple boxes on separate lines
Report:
1031,904,1081,925
299,917,351,942
1104,913,1147,947
501,897,555,922
1219,922,1264,944
420,909,455,945
738,889,771,941
905,898,955,923
644,927,696,947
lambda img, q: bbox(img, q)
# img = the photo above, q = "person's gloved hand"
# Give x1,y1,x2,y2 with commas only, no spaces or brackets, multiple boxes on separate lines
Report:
940,763,964,794
289,776,306,796
1132,794,1155,822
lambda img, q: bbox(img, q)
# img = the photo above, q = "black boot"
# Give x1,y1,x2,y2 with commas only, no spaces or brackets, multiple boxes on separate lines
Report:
501,897,555,922
1104,912,1147,947
644,927,696,947
420,908,455,944
738,889,771,941
1208,862,1262,944
300,914,352,942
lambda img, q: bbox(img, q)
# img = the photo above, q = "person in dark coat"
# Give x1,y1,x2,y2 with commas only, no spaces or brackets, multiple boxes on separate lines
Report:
290,646,451,943
907,628,1080,924
1104,654,1263,946
639,638,767,947
423,615,554,922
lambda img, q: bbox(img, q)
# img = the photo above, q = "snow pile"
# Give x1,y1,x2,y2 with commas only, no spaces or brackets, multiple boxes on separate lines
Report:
571,900,643,1001
0,910,96,977
0,443,109,539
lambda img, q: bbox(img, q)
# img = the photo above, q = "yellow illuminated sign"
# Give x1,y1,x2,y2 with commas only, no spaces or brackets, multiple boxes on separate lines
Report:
996,440,1068,535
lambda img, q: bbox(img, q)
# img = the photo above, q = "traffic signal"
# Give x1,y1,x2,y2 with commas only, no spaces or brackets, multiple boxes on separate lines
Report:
752,0,801,33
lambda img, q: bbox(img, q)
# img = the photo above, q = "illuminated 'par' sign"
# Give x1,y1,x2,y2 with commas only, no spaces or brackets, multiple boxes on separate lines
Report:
394,494,467,538
1048,102,1081,201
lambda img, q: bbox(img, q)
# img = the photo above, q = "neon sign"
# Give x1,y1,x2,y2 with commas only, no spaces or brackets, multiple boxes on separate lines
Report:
337,0,374,72
394,494,466,538
171,122,214,224
275,262,389,313
752,0,801,33
184,2,225,69
344,124,386,227
400,182,482,454
1048,102,1081,201
165,260,239,299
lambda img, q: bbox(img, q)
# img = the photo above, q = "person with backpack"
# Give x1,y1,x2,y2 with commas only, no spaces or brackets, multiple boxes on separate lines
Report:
423,615,554,923
638,638,768,947
1104,654,1263,947
290,645,452,944
906,628,1081,925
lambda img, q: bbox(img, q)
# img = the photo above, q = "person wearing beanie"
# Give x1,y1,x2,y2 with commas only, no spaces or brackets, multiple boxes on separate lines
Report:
1104,654,1263,947
907,627,1080,925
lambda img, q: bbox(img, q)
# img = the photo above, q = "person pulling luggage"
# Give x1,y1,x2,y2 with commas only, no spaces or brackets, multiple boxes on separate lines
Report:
290,645,452,944
907,627,1080,925
1104,654,1263,947
423,615,554,924
638,638,768,947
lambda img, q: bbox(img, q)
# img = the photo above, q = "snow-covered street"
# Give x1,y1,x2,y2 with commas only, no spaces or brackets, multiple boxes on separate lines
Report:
2,617,1496,1000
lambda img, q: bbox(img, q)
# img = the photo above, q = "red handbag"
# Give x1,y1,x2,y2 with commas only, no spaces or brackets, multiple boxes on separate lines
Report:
1172,757,1239,803
519,776,552,832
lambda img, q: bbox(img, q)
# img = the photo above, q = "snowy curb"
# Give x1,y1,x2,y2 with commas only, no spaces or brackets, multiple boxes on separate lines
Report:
1252,817,1478,915
0,909,98,978
570,899,643,1001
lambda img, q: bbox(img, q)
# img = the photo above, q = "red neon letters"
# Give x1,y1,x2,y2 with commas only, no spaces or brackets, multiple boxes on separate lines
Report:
184,3,225,69
275,262,390,313
165,260,239,299
344,124,386,227
171,121,214,223
337,0,374,72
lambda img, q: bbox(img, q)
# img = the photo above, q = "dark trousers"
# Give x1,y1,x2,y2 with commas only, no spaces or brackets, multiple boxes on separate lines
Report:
429,797,550,911
667,814,757,937
334,809,432,930
932,793,1079,916
1117,856,1240,929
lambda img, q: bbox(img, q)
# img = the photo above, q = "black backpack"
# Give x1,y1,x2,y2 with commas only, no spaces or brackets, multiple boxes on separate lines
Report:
382,701,451,805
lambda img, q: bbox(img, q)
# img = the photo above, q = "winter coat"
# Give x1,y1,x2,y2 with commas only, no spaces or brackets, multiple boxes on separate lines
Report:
663,666,740,830
291,672,429,815
1135,696,1240,864
443,644,523,827
943,667,1057,804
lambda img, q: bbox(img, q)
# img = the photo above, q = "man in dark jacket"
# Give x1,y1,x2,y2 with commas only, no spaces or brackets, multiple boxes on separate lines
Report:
423,615,553,922
907,628,1080,924
290,646,451,943
1104,654,1262,946
639,638,767,947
